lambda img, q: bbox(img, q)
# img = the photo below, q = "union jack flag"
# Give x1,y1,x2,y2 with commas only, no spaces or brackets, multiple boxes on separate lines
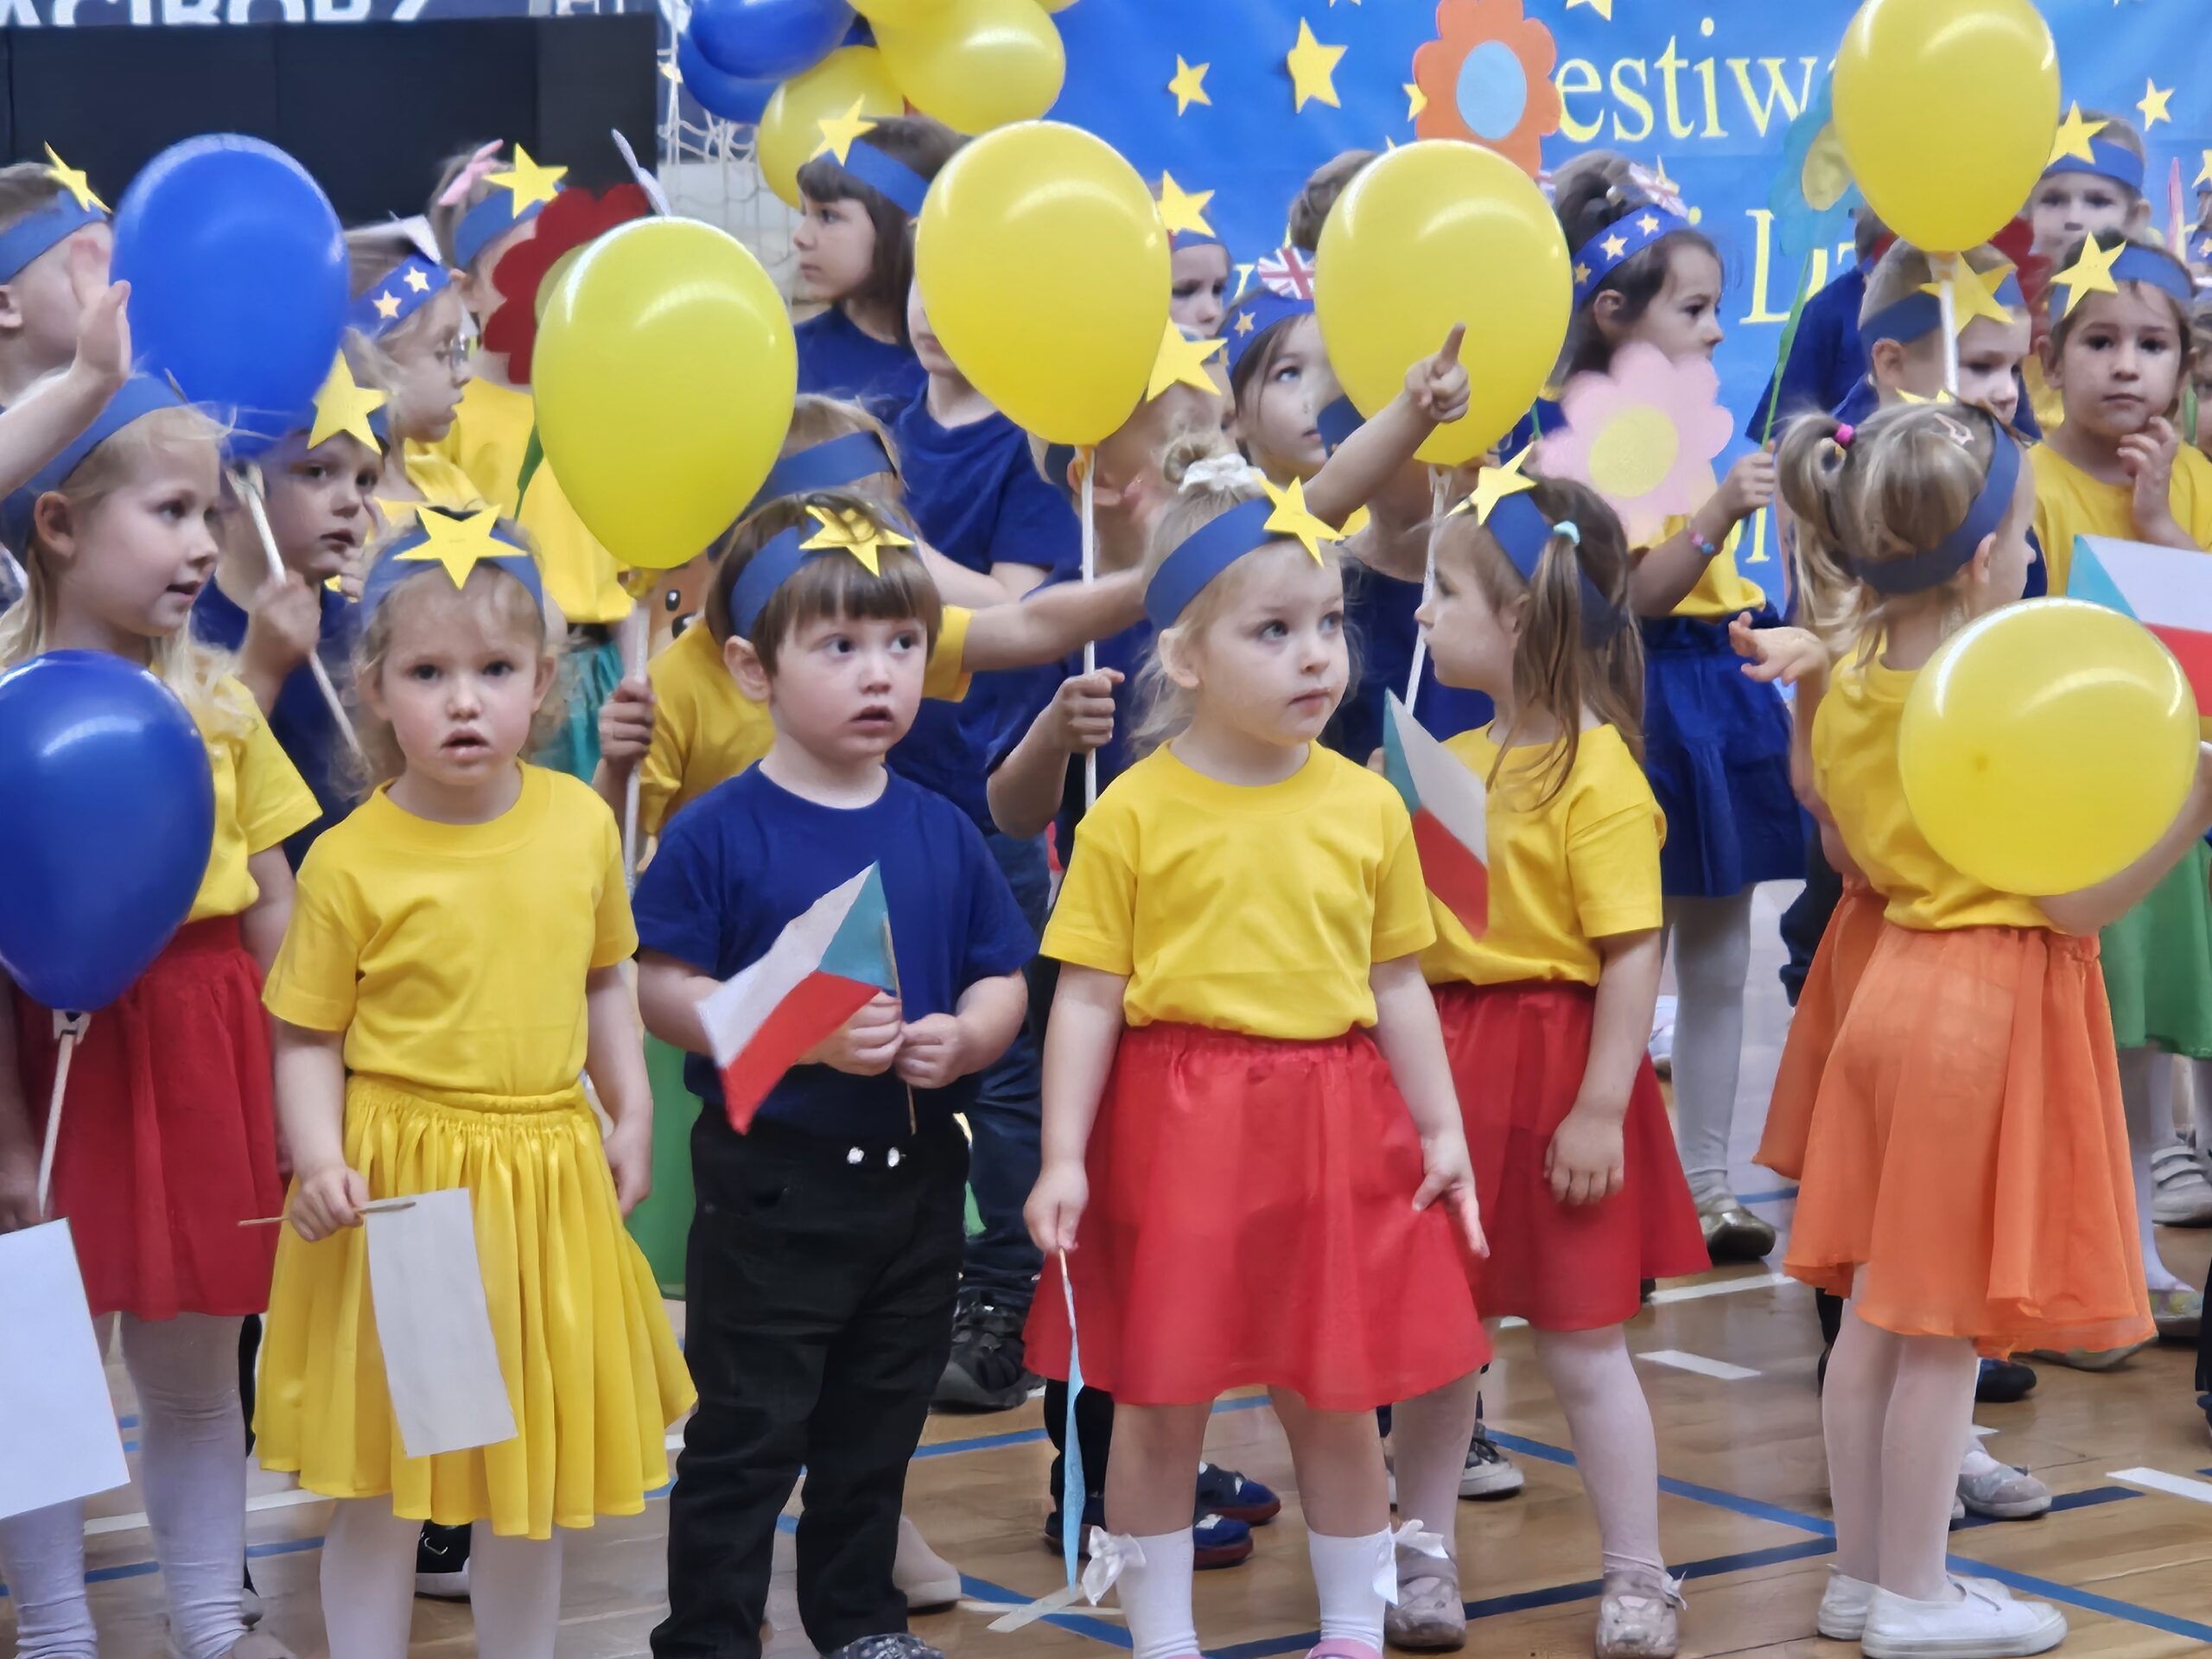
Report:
1256,245,1316,300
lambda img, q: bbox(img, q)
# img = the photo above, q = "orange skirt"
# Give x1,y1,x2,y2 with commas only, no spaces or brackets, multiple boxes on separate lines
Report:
1782,919,2152,1357
1758,880,1884,1181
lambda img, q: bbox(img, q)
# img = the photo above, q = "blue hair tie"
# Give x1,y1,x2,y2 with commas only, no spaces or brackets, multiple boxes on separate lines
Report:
2,375,183,550
0,195,105,284
747,431,895,517
1572,205,1693,308
1553,519,1581,547
348,256,451,340
1483,492,1620,645
1849,418,2022,595
359,507,544,620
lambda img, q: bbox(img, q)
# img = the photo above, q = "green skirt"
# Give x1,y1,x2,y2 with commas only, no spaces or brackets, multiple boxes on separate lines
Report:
2101,840,2212,1056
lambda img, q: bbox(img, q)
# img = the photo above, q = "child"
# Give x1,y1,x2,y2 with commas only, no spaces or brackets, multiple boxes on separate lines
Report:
792,114,959,410
632,493,1033,1659
1758,401,2194,1656
343,229,478,512
1287,149,1376,255
0,155,111,408
1835,241,2033,435
1389,474,1707,1656
2028,232,2212,1351
0,371,316,1659
1750,209,1890,438
2023,105,2151,432
1549,151,1791,1262
251,511,693,1659
1169,228,1232,338
1022,440,1488,1659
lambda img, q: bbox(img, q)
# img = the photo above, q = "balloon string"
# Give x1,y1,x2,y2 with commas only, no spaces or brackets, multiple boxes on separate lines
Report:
234,465,365,760
1079,448,1098,812
1405,467,1448,713
37,1013,86,1218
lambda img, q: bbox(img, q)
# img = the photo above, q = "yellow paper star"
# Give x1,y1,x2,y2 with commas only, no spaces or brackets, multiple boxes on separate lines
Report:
404,266,432,293
1234,310,1255,337
1287,18,1345,112
1461,446,1540,524
1573,262,1592,286
1168,55,1211,116
801,503,912,576
2051,235,2126,316
400,507,510,587
42,146,105,214
1895,387,1955,405
1637,213,1659,234
2049,104,2109,168
488,145,567,213
2139,79,2174,129
307,354,388,452
811,99,880,165
1601,232,1627,259
1403,82,1427,120
1147,322,1226,401
372,291,402,321
1261,478,1340,563
1923,259,2015,334
1566,0,1612,16
1156,173,1216,238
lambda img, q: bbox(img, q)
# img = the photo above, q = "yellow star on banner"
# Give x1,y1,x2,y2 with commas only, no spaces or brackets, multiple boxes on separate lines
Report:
401,507,509,587
1403,82,1427,120
812,99,879,164
42,146,105,214
2049,104,2108,168
2051,235,2125,316
488,145,566,213
1566,0,1612,16
308,354,388,452
801,504,912,575
1601,232,1627,259
404,266,433,293
1156,173,1216,238
1459,445,1540,524
1287,18,1345,112
372,291,402,321
1261,478,1340,563
1168,55,1211,116
1147,322,1226,401
1923,260,2015,334
2139,79,2174,129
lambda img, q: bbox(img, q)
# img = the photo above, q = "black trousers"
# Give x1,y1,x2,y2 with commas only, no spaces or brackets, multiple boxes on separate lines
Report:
652,1116,968,1659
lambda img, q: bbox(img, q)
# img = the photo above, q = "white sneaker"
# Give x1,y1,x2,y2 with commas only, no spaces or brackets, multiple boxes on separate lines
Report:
1821,1572,2018,1642
1860,1579,2065,1658
2152,1144,2212,1225
894,1516,960,1612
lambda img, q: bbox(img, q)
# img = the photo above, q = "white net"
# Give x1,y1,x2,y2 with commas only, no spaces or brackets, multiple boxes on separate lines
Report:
652,0,803,289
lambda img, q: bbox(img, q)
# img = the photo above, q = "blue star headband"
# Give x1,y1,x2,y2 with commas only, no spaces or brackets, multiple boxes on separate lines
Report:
1572,206,1693,308
0,195,104,284
1172,227,1228,255
359,508,544,620
2045,136,2145,196
1849,417,2022,596
1220,245,1317,378
1145,499,1276,628
1863,269,2025,347
727,506,915,640
2048,239,2195,322
747,431,895,518
453,194,549,272
829,138,931,219
348,256,451,340
2,375,183,550
1480,491,1624,645
1316,396,1363,457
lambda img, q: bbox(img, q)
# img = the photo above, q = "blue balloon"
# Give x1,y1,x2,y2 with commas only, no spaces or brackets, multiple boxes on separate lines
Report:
679,26,777,124
0,652,214,1014
689,0,853,82
111,135,348,460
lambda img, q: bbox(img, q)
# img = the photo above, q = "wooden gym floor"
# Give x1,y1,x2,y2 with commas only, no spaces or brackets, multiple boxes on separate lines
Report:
18,888,2212,1656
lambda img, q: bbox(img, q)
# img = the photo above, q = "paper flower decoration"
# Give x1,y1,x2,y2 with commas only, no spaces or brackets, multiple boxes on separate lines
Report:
1768,66,1861,273
483,183,653,385
1535,342,1734,546
1409,0,1560,178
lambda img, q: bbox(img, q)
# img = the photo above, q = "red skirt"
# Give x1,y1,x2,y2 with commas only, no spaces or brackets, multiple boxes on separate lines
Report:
1438,982,1707,1331
1758,880,1885,1181
1025,1022,1489,1411
16,917,283,1320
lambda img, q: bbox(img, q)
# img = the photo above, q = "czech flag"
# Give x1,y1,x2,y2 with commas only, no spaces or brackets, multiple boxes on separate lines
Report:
2070,536,2212,700
1382,692,1491,938
697,864,898,1132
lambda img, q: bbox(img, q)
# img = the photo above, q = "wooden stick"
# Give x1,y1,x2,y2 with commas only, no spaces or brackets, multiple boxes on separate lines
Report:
883,917,916,1136
237,1196,416,1229
616,606,650,883
1078,448,1098,811
233,464,365,759
36,1013,87,1218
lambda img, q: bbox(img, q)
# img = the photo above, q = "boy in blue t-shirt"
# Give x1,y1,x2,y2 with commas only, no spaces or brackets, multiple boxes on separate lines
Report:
633,491,1033,1659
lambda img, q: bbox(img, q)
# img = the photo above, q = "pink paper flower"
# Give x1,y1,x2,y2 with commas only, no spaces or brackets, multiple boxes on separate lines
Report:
1536,342,1735,545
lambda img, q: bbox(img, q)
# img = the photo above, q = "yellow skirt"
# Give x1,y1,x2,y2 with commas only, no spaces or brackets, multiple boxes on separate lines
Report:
254,1076,696,1538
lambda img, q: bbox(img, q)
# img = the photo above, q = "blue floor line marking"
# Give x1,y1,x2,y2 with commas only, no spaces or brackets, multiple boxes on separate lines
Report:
959,1573,1135,1647
1734,1186,1799,1205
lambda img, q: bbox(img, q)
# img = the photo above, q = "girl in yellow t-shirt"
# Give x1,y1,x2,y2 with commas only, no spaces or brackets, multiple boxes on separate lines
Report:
340,229,480,514
0,377,318,1659
253,517,692,1659
1745,403,2198,1656
1390,474,1707,1655
1020,442,1487,1659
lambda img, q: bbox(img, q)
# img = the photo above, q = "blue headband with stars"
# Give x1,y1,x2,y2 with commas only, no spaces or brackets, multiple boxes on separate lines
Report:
2045,136,2145,196
1572,206,1693,308
1863,269,2026,347
2049,241,2195,322
747,431,896,517
1172,227,1228,255
1220,290,1312,378
348,256,451,340
454,193,549,271
1850,419,2022,596
0,195,105,284
1481,490,1624,645
1144,498,1283,629
827,139,931,218
2,374,184,550
359,511,544,621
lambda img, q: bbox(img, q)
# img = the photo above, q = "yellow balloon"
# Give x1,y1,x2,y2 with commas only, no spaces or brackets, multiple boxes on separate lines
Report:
756,46,906,208
1900,601,2199,896
535,219,796,571
853,0,951,24
1833,0,2056,252
916,121,1166,445
1035,0,1077,9
876,0,1065,135
1315,142,1571,467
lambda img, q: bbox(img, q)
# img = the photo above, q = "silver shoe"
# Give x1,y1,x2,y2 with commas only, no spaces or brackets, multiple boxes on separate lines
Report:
1385,1542,1466,1651
1595,1571,1683,1659
1694,1192,1776,1263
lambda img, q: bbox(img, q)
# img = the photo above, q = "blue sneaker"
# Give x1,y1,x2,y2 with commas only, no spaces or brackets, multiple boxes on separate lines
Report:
1042,1496,1254,1569
1195,1461,1281,1526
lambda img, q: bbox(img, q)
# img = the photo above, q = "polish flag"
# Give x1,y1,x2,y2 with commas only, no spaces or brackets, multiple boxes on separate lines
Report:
1382,693,1491,938
2069,536,2212,701
697,865,898,1132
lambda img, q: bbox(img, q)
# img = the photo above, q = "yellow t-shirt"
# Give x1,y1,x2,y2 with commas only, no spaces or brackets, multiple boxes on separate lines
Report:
434,378,633,628
263,766,638,1096
1812,656,2049,931
2030,441,2212,594
1044,745,1437,1038
2023,355,2064,439
403,448,486,513
1655,511,1766,620
640,607,976,836
1421,723,1665,988
190,680,320,922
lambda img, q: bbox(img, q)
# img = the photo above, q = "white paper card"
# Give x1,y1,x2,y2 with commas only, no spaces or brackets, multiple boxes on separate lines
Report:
365,1189,517,1459
0,1220,128,1520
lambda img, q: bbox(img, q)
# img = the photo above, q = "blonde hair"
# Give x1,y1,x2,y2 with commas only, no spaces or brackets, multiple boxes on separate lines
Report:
1287,149,1376,253
0,162,72,243
1432,474,1642,808
341,229,456,404
1777,402,2013,660
0,404,245,734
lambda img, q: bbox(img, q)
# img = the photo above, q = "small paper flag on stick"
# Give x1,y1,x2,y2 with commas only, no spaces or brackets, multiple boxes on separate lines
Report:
2070,536,2212,700
697,866,899,1132
1382,692,1491,938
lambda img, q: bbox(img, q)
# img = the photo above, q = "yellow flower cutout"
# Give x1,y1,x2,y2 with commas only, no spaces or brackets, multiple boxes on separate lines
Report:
308,354,388,452
399,507,510,587
2051,235,2125,318
802,504,912,576
1261,478,1342,563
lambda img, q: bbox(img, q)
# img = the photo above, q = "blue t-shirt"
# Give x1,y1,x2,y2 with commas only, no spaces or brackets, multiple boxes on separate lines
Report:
191,581,359,868
1750,257,1872,440
1332,563,1496,762
795,308,926,416
631,766,1035,1140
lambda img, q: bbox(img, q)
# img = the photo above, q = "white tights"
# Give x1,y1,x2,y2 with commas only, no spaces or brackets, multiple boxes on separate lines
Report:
2118,1047,2189,1294
1666,893,1757,1199
321,1501,563,1659
0,1313,249,1659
